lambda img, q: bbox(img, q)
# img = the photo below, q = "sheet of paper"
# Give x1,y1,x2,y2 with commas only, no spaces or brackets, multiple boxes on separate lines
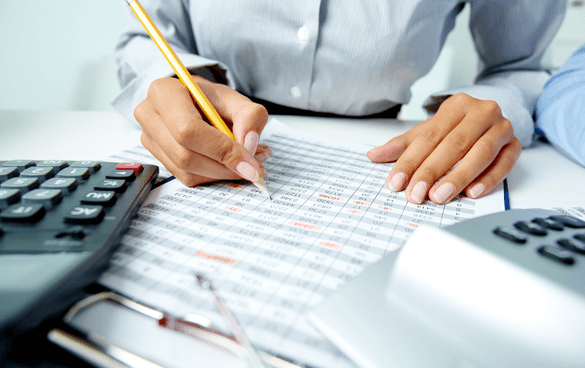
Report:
512,200,585,220
97,118,504,368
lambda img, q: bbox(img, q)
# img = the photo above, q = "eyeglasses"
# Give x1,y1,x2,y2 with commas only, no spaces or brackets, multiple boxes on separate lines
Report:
48,278,306,368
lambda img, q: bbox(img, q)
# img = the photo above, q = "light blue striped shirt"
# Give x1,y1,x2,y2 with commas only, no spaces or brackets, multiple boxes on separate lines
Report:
536,44,585,166
113,0,565,147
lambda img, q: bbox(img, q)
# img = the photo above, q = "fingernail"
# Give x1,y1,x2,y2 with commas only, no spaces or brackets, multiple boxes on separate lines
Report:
410,181,428,204
388,172,407,192
244,131,259,155
468,183,485,198
235,161,260,182
254,147,273,162
432,182,455,203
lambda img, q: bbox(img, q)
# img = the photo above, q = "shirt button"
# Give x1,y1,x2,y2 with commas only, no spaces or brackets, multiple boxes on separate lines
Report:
290,86,302,98
297,26,309,41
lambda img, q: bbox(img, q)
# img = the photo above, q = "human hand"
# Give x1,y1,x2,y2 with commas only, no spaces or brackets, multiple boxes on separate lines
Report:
367,93,521,204
134,75,271,186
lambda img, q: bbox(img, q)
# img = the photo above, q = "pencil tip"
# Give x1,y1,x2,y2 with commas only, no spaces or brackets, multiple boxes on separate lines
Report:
254,177,271,199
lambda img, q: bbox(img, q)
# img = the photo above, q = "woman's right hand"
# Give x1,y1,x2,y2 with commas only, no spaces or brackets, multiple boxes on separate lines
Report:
134,74,272,186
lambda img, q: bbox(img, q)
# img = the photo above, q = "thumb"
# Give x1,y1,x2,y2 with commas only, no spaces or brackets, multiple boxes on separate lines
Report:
192,75,269,155
367,121,428,162
367,136,409,163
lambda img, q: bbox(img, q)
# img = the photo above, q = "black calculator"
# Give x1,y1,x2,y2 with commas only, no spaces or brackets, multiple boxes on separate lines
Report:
0,160,158,337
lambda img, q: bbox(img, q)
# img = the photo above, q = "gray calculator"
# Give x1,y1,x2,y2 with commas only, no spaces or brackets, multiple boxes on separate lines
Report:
0,160,158,341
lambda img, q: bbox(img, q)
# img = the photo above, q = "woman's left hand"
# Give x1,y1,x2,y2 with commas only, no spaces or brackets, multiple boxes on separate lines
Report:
367,93,521,204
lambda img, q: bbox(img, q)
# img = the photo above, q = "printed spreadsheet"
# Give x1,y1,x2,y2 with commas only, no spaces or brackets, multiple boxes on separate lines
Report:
99,118,504,368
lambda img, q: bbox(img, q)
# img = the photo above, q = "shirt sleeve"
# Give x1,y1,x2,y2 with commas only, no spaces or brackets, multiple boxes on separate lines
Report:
112,0,232,125
535,44,585,167
423,1,566,147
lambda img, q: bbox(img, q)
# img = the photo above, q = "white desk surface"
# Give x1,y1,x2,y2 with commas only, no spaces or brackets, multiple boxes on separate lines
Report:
2,109,585,206
2,110,585,367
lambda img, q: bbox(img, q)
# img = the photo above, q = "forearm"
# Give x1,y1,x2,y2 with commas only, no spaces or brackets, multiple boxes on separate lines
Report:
425,70,550,147
425,1,565,147
113,0,232,124
113,34,230,125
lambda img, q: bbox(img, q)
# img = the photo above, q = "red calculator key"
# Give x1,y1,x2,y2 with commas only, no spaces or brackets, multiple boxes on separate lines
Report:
115,162,143,174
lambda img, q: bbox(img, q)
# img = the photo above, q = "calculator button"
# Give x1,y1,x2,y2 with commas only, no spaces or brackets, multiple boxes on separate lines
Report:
1,177,39,194
493,226,528,244
557,238,585,255
115,162,143,174
0,203,45,222
514,221,547,236
2,160,35,171
22,189,63,208
55,226,87,240
548,215,585,229
20,166,55,182
70,161,101,172
64,205,104,224
537,245,576,266
36,160,69,170
0,189,21,209
81,191,117,207
57,167,90,180
41,178,77,193
106,170,135,182
94,179,127,193
532,217,564,231
0,167,19,182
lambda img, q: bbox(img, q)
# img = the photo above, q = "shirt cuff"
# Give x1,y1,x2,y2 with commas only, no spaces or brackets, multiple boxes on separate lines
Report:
111,54,232,126
536,90,585,167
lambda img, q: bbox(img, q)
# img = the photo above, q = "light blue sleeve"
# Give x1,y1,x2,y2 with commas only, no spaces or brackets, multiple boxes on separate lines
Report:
536,44,585,167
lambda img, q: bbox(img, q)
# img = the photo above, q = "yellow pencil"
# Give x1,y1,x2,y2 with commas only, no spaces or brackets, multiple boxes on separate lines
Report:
125,0,271,199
